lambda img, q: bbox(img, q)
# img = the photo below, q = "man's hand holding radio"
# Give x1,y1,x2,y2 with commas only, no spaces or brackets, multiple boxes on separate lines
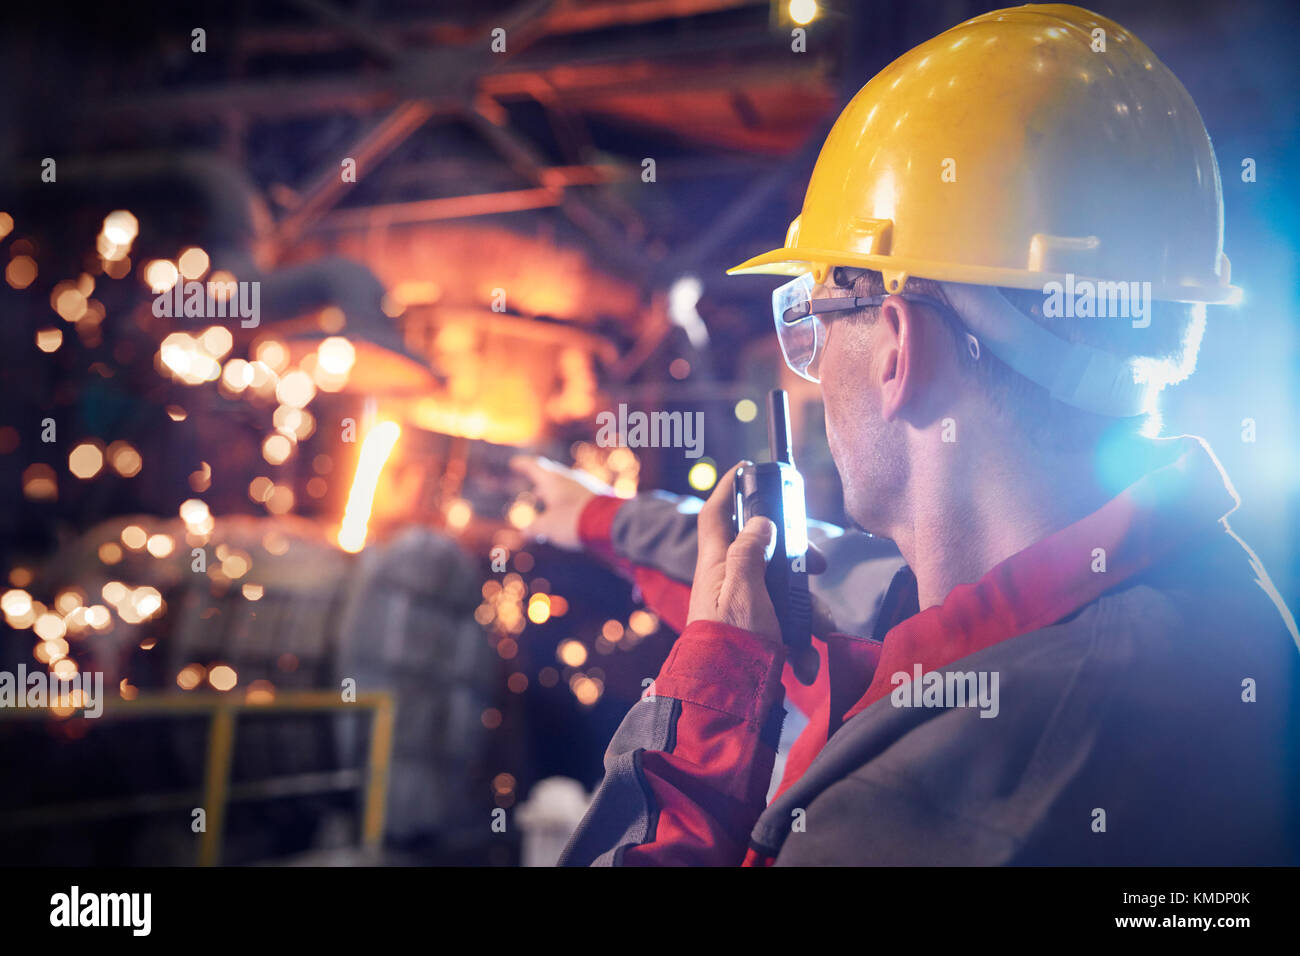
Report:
687,465,785,643
688,465,831,683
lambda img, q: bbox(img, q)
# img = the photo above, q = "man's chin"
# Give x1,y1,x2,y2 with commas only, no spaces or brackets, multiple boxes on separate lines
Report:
841,494,884,539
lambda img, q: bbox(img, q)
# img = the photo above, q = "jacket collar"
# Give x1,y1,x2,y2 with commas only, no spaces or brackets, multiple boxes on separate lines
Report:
841,435,1239,723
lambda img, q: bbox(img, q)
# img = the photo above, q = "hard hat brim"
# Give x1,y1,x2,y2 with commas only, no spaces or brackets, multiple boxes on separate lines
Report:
726,246,1242,306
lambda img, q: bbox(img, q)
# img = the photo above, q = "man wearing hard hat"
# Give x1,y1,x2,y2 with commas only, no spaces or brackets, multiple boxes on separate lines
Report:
530,4,1300,865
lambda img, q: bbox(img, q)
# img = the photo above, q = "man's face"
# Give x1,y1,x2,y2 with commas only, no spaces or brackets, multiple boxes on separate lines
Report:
812,274,907,537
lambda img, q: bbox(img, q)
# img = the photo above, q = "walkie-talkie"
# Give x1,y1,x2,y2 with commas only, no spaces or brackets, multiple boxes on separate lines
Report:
734,389,814,683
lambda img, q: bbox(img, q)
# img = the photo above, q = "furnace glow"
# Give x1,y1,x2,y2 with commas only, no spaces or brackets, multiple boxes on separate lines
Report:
337,421,401,553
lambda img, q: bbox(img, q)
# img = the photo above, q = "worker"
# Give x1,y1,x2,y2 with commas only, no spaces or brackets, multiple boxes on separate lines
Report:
516,4,1300,865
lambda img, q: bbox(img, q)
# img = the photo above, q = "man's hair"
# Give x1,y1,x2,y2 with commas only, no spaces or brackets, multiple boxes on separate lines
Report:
843,269,1206,452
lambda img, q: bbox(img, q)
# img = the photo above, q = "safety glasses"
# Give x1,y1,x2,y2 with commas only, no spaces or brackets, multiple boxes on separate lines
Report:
772,272,967,383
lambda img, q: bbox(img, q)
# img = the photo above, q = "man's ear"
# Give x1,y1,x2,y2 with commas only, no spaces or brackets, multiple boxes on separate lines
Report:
876,294,923,422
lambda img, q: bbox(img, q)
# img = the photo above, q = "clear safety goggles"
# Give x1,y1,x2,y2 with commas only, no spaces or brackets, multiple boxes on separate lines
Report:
772,271,969,383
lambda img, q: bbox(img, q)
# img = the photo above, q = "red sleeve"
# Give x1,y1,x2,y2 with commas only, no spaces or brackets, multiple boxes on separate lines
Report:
577,494,692,632
623,619,787,865
558,500,834,867
577,494,627,565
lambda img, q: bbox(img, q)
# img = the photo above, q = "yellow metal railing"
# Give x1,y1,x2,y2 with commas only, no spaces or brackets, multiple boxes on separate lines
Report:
0,690,395,865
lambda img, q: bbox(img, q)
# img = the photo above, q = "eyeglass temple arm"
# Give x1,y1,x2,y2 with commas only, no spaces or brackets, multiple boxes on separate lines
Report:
794,293,953,318
783,296,874,323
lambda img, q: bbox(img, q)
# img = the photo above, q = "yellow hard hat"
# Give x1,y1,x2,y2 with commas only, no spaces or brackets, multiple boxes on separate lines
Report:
728,3,1240,305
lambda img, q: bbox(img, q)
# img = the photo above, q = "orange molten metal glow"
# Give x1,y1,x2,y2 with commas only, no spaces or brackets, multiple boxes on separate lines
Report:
337,421,402,553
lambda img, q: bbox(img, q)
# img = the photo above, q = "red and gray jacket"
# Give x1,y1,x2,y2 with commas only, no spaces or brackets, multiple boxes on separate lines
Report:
558,436,1300,865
